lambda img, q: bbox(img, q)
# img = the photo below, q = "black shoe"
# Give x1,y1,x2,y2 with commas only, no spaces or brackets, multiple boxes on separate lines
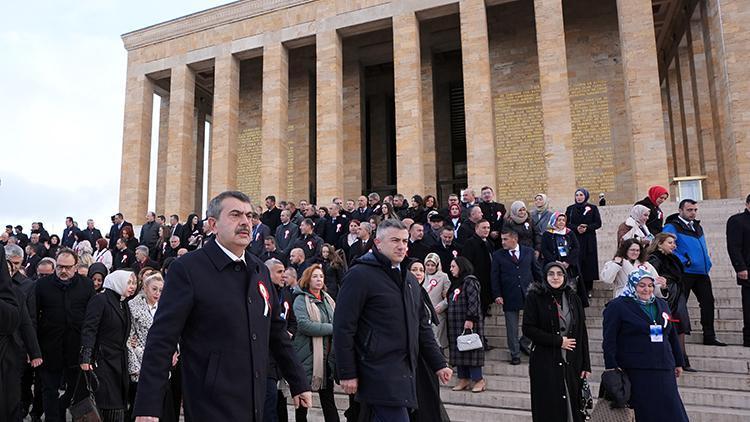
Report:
483,344,495,351
703,338,727,346
510,357,521,365
683,366,698,373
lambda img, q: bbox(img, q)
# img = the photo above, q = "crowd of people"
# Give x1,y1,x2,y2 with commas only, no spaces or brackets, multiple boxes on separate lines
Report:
0,186,748,422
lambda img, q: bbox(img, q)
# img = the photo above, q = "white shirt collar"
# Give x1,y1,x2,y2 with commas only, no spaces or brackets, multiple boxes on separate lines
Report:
678,216,693,227
215,239,246,263
508,244,520,255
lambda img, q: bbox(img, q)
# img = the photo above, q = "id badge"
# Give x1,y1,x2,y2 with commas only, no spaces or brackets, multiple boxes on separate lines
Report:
558,245,568,257
650,324,663,342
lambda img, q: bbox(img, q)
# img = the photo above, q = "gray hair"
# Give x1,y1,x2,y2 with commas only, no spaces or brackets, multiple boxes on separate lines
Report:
368,192,380,201
359,222,372,234
38,257,56,269
206,191,253,219
376,219,407,240
135,245,149,256
4,244,24,259
264,258,284,270
170,235,181,242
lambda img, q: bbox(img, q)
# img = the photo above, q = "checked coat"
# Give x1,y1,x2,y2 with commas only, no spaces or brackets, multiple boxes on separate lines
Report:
446,275,484,367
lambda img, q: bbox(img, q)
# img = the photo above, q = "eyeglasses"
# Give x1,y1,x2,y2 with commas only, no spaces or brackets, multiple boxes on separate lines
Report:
57,264,75,271
547,271,565,277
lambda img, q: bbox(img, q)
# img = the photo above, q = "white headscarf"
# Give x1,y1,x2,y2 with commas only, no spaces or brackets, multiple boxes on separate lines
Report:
103,270,134,300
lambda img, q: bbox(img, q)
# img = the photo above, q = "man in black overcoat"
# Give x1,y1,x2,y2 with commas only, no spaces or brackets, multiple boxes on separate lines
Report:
333,219,452,422
726,194,750,347
0,245,22,420
461,220,495,317
134,191,311,422
261,195,283,234
35,248,95,421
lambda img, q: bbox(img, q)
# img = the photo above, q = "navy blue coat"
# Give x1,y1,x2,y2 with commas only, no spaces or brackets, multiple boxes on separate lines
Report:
602,297,684,370
133,238,309,421
490,245,542,311
333,250,447,409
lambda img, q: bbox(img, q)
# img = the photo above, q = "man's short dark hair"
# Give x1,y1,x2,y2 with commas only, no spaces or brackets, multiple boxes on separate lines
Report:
206,191,252,219
745,194,750,204
115,213,124,219
501,228,519,237
250,212,260,219
65,216,73,222
301,218,314,228
476,219,490,226
264,236,277,245
678,199,697,209
408,222,422,231
56,247,79,264
481,186,493,193
440,226,454,234
265,195,276,202
170,214,180,221
158,215,166,221
14,225,22,231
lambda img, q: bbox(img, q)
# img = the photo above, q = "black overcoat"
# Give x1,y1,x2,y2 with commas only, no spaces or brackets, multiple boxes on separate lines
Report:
0,246,21,420
447,275,484,367
727,209,750,286
523,283,591,422
80,289,131,409
35,274,95,370
333,250,447,408
565,203,602,283
132,239,309,421
461,234,494,311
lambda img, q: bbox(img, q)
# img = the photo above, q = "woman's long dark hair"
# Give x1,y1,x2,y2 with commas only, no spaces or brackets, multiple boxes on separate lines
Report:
323,243,346,271
614,238,646,262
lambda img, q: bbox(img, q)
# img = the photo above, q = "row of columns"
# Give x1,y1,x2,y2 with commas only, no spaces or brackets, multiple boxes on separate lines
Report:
120,0,671,220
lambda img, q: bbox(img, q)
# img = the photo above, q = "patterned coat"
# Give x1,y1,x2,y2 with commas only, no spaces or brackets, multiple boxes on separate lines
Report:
447,275,484,367
127,294,156,381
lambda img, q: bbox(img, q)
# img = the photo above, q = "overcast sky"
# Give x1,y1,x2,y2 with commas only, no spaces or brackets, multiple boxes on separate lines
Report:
1,1,226,235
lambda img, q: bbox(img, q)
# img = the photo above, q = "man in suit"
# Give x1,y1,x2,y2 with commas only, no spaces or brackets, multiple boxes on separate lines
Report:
139,212,160,252
81,220,103,246
261,195,282,234
108,213,133,250
275,210,300,257
134,191,311,422
478,186,506,243
168,215,184,248
290,219,324,264
461,220,495,318
249,212,271,257
432,226,460,272
457,205,483,245
491,228,542,364
406,222,430,262
324,204,349,245
61,217,79,248
347,222,374,265
350,196,372,223
726,194,750,347
260,237,287,266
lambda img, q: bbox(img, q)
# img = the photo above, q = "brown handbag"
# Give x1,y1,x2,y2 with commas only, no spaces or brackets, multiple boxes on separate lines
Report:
70,371,102,422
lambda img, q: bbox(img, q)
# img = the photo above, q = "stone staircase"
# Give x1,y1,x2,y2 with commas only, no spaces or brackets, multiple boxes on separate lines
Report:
291,199,750,421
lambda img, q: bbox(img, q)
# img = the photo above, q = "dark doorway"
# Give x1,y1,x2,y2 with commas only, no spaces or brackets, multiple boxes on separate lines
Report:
363,63,397,197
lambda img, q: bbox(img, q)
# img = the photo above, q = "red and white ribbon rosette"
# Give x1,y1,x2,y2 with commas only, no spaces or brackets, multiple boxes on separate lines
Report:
583,206,591,216
258,282,271,317
452,288,461,301
427,278,438,292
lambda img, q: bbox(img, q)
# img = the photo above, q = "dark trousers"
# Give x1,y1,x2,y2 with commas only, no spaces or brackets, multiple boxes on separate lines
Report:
344,394,360,422
39,366,87,422
683,273,716,340
264,378,279,422
295,386,339,422
370,406,409,422
741,283,750,345
276,390,288,421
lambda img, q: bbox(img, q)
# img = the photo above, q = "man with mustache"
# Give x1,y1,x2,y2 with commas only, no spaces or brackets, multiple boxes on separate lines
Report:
134,191,311,421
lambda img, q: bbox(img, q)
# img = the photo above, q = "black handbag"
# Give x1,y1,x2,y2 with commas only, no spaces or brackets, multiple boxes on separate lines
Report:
70,371,102,422
580,378,594,420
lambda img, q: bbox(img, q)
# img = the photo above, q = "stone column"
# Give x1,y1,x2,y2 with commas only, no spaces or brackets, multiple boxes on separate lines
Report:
316,29,344,202
616,0,670,198
155,94,169,215
165,64,196,219
260,42,289,200
209,54,240,200
119,70,154,221
194,110,206,213
459,0,497,191
703,0,750,197
533,0,577,209
668,64,687,176
678,43,701,177
421,41,437,196
393,12,425,198
343,57,363,200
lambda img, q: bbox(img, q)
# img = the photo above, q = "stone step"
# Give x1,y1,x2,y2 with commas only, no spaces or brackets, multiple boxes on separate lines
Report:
484,314,745,332
589,285,742,299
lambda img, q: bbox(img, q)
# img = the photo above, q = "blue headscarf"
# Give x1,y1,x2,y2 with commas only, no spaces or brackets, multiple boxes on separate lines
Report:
621,268,656,305
575,188,590,205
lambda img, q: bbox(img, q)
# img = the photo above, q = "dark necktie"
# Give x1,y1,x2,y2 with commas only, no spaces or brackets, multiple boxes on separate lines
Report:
511,250,519,264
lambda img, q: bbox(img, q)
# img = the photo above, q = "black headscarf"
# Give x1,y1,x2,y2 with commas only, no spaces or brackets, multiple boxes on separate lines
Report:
542,261,570,301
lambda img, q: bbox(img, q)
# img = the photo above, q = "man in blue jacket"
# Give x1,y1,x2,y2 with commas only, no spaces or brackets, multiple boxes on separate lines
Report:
334,219,452,422
491,228,542,364
663,199,726,346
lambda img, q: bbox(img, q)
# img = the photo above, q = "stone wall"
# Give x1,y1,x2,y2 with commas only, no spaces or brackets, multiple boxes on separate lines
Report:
237,58,264,205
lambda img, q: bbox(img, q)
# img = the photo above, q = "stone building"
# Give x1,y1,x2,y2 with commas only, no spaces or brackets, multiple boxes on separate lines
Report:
118,0,749,220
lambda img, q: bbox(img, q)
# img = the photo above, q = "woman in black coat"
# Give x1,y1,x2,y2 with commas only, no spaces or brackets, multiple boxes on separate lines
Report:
80,270,138,421
541,213,586,307
447,256,485,392
523,262,591,422
647,232,693,371
565,188,602,296
321,244,346,300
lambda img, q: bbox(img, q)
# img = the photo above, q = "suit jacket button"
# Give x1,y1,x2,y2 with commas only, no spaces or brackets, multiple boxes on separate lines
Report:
255,371,260,378
248,298,252,304
252,333,257,340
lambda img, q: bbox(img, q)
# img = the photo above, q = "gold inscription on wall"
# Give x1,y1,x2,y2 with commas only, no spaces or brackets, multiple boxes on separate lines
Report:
236,127,262,201
570,81,615,193
493,80,615,201
287,124,295,198
494,88,546,203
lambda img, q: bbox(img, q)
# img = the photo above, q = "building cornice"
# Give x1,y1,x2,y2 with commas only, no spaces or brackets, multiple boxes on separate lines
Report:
121,0,315,51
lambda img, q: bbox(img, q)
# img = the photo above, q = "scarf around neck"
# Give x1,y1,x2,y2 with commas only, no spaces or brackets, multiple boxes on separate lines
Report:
304,290,336,391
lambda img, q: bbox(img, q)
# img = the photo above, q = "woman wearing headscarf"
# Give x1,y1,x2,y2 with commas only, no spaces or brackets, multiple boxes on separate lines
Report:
647,233,694,372
530,193,553,235
635,185,670,235
79,270,138,422
602,269,688,422
447,256,486,393
523,262,591,422
93,238,113,271
540,213,584,305
505,201,541,255
407,260,450,422
292,264,339,422
601,238,666,299
424,253,451,348
565,188,602,296
87,262,109,292
617,205,654,247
